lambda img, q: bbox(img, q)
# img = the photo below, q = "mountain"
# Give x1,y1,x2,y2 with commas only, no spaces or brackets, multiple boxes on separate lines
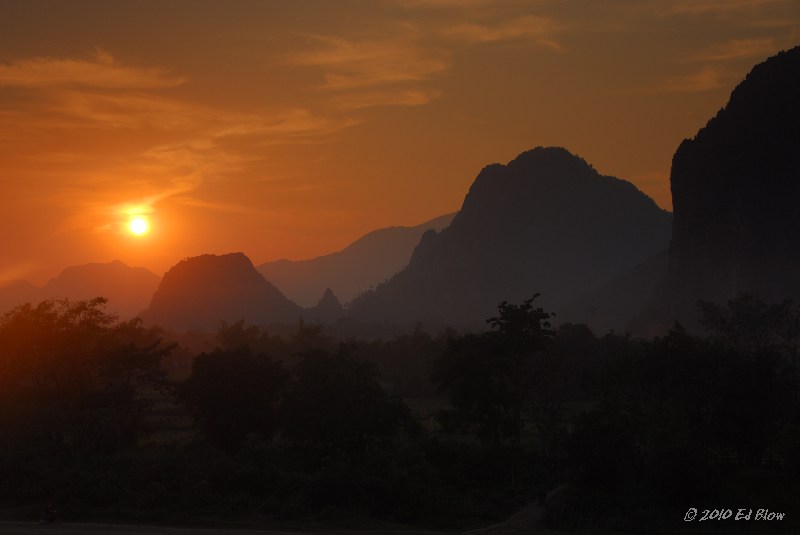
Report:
649,45,800,330
305,288,345,324
0,261,160,319
348,147,672,325
141,253,304,331
257,213,455,307
42,261,161,318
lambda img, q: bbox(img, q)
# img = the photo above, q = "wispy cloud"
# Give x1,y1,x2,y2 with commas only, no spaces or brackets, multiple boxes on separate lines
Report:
53,179,202,236
289,12,564,109
394,0,497,8
1,51,357,139
0,48,183,89
688,37,779,61
653,0,791,17
5,86,354,140
330,88,442,109
657,66,726,93
291,34,450,90
215,108,359,140
171,196,264,215
288,31,452,109
664,36,788,93
51,90,200,130
443,15,563,49
0,50,364,238
107,184,195,223
132,142,228,185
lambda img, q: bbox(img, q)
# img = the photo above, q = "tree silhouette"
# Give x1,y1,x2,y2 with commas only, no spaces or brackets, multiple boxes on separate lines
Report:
181,346,288,453
280,345,409,455
433,295,555,442
0,298,172,455
487,294,554,354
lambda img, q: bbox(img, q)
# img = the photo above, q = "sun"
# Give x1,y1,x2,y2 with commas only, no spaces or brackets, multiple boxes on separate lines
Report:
128,216,149,236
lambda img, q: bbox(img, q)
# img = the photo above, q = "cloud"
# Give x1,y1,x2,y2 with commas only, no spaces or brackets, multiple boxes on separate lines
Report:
0,50,364,240
215,108,360,140
0,48,183,89
442,15,563,49
0,52,357,148
390,0,534,14
171,196,263,215
51,177,203,236
330,88,442,109
1,50,357,138
289,32,451,110
689,37,779,61
51,90,200,130
657,67,726,93
654,0,789,17
5,86,354,140
748,16,800,27
394,0,496,7
289,9,564,110
658,35,788,92
132,142,226,184
291,35,450,90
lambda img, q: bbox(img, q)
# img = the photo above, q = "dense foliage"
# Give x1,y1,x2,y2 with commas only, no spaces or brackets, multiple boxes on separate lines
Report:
0,294,798,533
0,299,172,458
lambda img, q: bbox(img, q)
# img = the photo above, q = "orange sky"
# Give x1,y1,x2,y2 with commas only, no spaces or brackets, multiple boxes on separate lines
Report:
1,0,798,284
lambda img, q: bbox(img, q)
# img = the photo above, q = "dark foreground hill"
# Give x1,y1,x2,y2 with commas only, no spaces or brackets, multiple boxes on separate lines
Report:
348,147,672,325
257,213,455,307
647,45,800,331
141,253,304,331
0,261,160,319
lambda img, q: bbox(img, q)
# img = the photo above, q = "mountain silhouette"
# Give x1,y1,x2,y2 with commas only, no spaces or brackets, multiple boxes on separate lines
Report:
650,45,800,330
305,287,345,324
141,253,303,331
256,213,454,307
0,260,160,319
348,147,672,325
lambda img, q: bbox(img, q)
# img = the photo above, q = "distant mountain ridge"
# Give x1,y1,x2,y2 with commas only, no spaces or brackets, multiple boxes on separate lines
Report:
257,213,455,307
349,147,673,325
0,260,160,319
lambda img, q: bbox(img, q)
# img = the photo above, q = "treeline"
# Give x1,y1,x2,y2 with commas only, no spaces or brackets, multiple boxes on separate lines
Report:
0,295,798,532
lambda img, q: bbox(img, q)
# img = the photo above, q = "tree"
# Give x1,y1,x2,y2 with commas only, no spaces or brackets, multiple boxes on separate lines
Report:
216,319,288,359
487,295,554,355
181,346,289,453
280,345,410,455
700,293,800,402
698,293,787,353
433,296,555,443
0,298,173,455
433,333,521,442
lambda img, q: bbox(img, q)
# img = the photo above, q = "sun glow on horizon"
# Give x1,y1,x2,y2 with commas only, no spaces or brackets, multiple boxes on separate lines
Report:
128,216,149,236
